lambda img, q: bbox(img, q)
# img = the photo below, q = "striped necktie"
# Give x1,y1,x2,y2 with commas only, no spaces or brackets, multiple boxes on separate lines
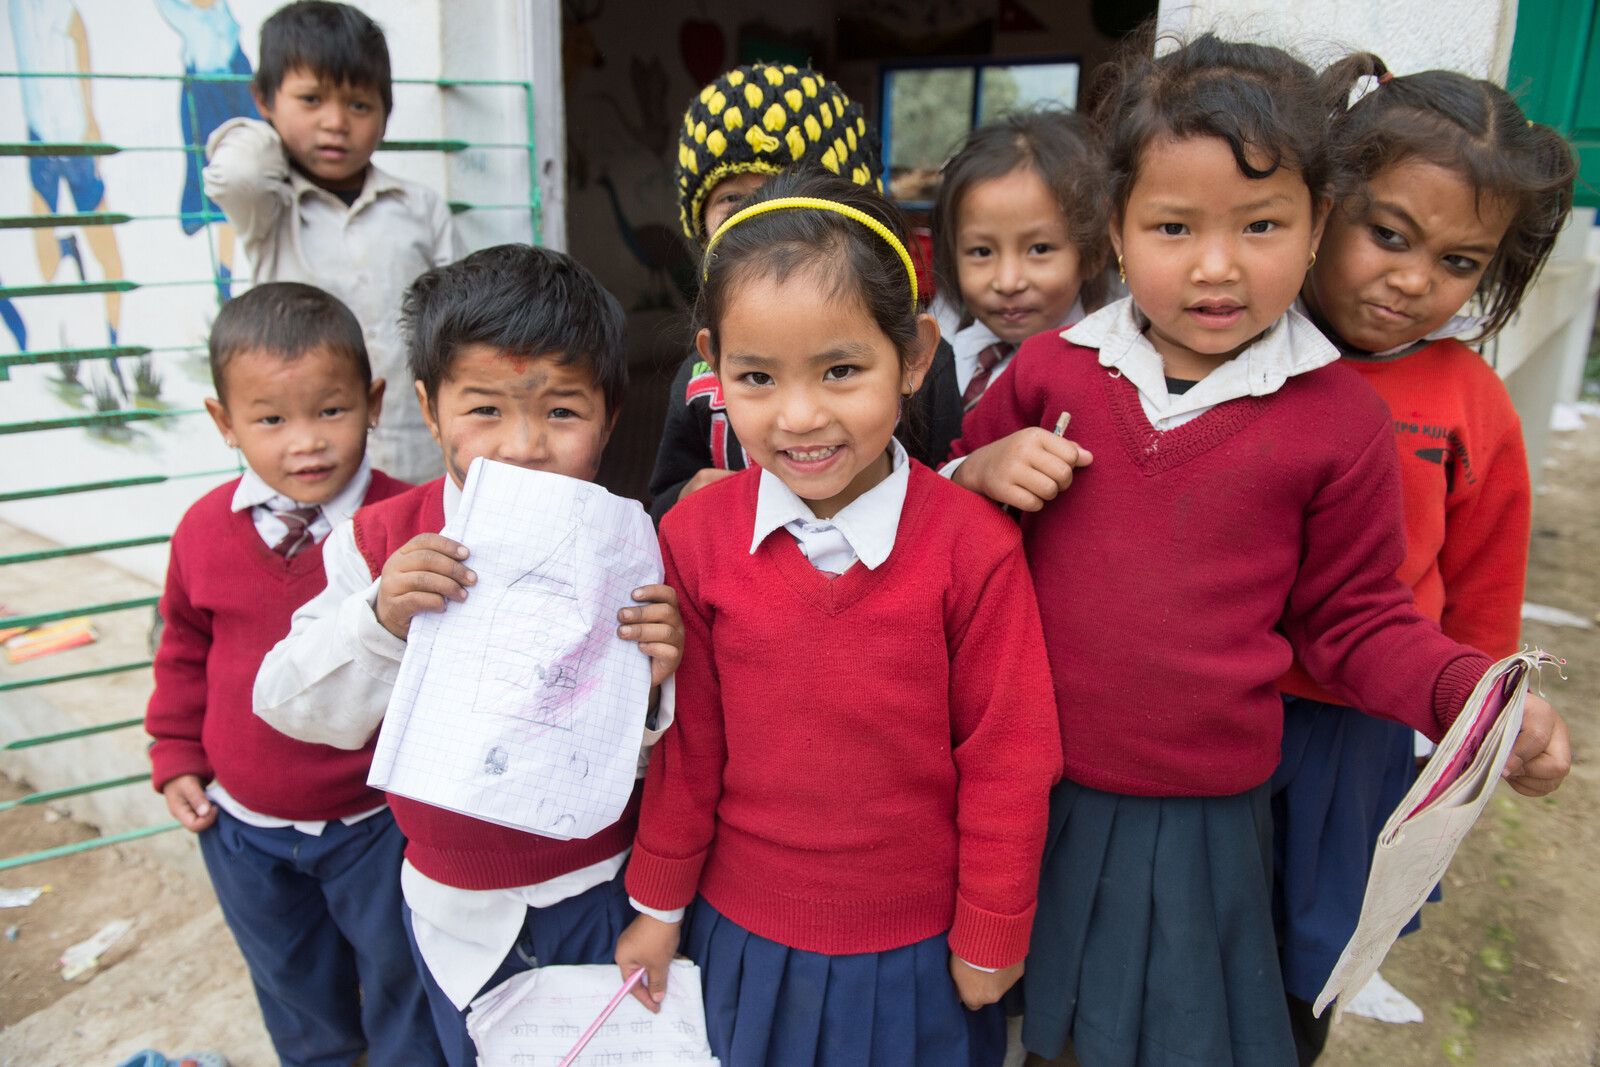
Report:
270,506,321,559
962,342,1014,410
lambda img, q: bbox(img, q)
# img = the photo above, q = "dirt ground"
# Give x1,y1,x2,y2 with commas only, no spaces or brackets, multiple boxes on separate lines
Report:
3,417,1599,1067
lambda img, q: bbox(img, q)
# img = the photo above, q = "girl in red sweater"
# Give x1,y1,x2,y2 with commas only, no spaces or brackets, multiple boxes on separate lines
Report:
949,35,1572,1067
1272,59,1577,1062
616,171,1063,1067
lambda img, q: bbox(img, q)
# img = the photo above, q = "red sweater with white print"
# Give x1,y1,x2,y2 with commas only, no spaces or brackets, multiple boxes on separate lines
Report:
626,463,1062,969
1280,338,1530,702
950,334,1493,798
146,470,410,818
351,478,641,890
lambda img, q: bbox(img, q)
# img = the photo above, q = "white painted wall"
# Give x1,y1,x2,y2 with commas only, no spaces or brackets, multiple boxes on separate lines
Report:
0,0,554,583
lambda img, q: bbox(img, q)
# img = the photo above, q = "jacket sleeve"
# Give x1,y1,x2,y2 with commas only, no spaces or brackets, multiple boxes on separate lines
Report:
945,530,1062,969
253,520,406,749
1438,412,1530,659
1283,419,1491,740
203,117,290,258
624,529,724,910
647,353,715,525
145,538,213,792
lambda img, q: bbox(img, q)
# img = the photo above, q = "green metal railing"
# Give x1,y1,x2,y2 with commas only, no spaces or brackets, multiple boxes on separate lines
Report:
0,67,538,867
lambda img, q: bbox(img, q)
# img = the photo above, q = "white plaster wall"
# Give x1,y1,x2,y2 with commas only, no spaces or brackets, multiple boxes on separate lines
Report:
0,0,545,584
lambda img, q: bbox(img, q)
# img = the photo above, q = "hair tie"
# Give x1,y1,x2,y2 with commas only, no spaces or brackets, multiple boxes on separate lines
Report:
1376,71,1395,85
703,196,919,310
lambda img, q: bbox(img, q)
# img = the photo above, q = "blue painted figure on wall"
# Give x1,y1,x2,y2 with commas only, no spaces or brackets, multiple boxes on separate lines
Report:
155,0,259,303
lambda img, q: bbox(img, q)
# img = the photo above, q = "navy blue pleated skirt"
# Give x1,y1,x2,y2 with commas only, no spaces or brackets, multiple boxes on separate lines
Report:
684,898,1005,1067
1270,695,1424,1003
1020,780,1297,1067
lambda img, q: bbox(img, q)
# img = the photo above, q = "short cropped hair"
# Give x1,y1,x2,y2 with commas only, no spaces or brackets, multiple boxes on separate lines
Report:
255,1,393,117
209,282,371,404
402,245,628,416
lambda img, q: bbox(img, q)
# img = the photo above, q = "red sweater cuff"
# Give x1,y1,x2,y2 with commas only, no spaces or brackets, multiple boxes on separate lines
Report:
148,742,213,795
624,839,708,912
1432,653,1495,738
947,892,1037,970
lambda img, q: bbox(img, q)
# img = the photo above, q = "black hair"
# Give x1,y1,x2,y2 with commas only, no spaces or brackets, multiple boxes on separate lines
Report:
694,170,923,373
402,244,627,416
255,1,393,117
931,106,1111,320
1318,54,1577,341
209,281,370,404
1087,30,1331,218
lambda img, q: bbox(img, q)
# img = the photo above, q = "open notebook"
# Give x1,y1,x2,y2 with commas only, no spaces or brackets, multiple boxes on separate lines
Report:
367,458,663,841
1314,649,1560,1020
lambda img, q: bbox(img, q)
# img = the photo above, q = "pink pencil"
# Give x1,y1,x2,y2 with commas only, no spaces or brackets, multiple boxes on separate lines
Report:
557,968,648,1067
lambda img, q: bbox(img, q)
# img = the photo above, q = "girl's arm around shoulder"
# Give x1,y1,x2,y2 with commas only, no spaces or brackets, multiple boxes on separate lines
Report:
944,520,1062,970
252,519,407,749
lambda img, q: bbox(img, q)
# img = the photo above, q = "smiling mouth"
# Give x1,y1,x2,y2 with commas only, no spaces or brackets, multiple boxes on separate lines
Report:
781,445,840,463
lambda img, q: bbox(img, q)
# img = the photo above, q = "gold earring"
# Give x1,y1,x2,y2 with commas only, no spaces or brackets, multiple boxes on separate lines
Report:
1117,255,1126,284
1308,251,1317,269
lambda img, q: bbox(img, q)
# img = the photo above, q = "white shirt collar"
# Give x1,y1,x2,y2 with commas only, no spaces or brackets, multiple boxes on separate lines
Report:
443,474,463,522
1292,296,1487,358
289,160,406,212
232,455,372,526
951,298,1085,377
1065,297,1339,424
750,438,910,571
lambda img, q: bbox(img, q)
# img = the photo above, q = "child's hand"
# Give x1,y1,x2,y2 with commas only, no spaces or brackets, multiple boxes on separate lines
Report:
618,585,684,688
1502,692,1571,797
682,468,738,499
162,774,217,832
951,428,1093,512
948,955,1024,1010
616,913,681,1013
374,534,476,640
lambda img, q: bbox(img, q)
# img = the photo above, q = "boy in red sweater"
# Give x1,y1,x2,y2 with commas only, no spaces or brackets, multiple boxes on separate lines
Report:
145,282,441,1067
253,245,684,1067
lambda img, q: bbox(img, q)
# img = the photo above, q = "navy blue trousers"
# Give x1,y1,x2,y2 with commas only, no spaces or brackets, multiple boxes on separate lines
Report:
198,807,443,1067
402,867,634,1067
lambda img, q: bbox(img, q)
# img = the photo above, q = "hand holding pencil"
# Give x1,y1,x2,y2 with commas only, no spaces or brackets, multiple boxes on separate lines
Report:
951,410,1092,513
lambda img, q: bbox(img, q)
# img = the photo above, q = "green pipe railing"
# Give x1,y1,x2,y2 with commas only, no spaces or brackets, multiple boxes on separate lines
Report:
0,662,155,694
0,535,170,567
0,467,236,504
1,598,159,632
3,718,145,751
0,773,148,813
0,408,203,435
0,823,182,872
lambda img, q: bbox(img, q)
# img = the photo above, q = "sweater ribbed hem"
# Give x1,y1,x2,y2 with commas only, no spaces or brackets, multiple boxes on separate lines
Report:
1061,756,1275,799
948,893,1036,970
218,779,388,822
624,840,708,912
700,857,956,955
402,815,636,891
1434,654,1494,735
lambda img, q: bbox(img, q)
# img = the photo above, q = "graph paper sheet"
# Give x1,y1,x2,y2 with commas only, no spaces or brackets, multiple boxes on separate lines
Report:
367,458,663,841
1314,650,1559,1020
466,961,719,1067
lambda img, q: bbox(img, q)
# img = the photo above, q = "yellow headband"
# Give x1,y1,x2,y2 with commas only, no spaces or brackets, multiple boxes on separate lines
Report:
702,196,919,311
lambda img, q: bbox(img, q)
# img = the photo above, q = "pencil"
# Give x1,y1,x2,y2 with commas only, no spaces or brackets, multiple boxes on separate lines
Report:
1053,411,1071,436
558,967,648,1067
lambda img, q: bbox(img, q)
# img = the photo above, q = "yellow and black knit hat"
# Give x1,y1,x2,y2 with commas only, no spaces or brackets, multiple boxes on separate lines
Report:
677,63,883,243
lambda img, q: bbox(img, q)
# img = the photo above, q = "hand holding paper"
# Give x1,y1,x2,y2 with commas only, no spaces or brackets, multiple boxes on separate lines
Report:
1501,690,1570,797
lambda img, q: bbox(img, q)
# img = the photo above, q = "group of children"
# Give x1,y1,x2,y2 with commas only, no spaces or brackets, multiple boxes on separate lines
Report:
142,5,1578,1067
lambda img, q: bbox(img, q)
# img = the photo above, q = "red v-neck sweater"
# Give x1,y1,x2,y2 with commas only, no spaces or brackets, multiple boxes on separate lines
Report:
147,469,409,819
626,463,1062,969
951,335,1492,798
1279,338,1529,703
351,478,642,890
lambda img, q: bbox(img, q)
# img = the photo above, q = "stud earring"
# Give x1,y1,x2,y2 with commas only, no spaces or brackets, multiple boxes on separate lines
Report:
1117,255,1126,284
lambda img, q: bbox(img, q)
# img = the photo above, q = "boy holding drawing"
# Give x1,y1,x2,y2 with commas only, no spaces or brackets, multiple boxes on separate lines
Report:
145,282,441,1067
254,244,684,1067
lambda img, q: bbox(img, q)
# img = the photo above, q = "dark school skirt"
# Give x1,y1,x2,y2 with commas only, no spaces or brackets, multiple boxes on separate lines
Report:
684,897,1006,1067
1020,780,1298,1067
1270,695,1424,1003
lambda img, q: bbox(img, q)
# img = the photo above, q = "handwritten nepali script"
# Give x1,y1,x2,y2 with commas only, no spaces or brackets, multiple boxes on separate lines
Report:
467,961,720,1067
368,458,662,840
1315,650,1560,1021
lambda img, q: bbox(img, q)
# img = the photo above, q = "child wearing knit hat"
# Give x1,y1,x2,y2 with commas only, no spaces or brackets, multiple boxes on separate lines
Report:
647,63,897,524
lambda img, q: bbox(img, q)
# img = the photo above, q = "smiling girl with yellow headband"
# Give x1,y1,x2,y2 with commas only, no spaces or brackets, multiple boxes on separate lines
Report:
615,171,1062,1067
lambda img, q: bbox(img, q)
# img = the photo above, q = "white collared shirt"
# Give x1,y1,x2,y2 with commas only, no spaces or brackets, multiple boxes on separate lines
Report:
1292,296,1486,359
209,457,385,834
750,438,911,575
950,299,1086,399
254,473,674,1009
231,455,372,549
204,117,462,485
1065,298,1341,431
